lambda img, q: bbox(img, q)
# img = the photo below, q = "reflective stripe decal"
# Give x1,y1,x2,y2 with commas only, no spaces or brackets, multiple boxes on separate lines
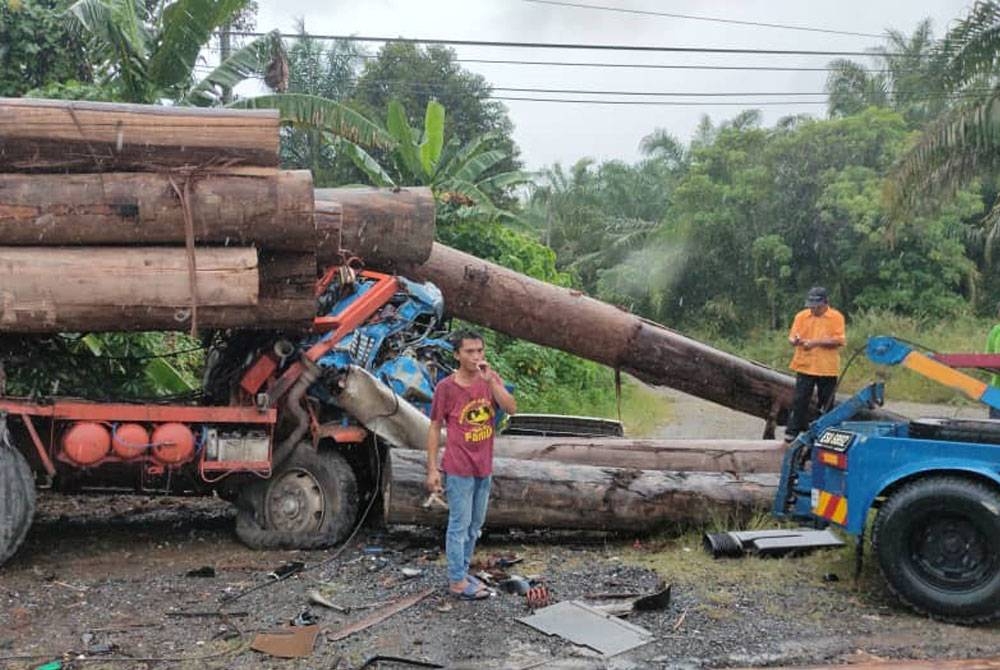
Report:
813,490,848,525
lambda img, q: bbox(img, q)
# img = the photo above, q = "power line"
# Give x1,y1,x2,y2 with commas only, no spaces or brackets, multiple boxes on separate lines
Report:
521,0,885,39
494,96,830,106
205,44,891,72
222,31,901,58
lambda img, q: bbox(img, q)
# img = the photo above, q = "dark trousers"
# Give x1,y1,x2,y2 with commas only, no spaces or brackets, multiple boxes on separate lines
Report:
785,373,838,439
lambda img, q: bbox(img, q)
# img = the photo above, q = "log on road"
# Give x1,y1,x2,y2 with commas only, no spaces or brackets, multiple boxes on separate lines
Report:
0,98,279,172
387,448,777,531
315,187,436,266
0,170,313,249
0,250,318,332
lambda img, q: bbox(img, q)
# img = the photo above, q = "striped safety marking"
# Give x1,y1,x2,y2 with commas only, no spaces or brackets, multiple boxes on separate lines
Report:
813,490,848,525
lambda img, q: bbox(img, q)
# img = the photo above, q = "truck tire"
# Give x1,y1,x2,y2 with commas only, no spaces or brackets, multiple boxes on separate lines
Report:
235,447,359,550
872,476,1000,623
0,444,36,567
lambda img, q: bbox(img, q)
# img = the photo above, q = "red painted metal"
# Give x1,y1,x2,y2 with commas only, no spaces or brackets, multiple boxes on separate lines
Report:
20,413,55,476
240,353,279,396
62,422,111,465
315,424,368,444
151,423,196,465
0,399,276,424
932,353,1000,370
112,423,150,460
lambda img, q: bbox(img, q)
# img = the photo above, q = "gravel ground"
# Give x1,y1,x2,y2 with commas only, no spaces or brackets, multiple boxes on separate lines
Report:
2,391,1000,669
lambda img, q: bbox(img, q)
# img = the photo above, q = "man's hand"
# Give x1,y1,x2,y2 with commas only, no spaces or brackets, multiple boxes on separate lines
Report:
425,468,443,494
801,339,815,350
789,334,802,347
477,360,502,385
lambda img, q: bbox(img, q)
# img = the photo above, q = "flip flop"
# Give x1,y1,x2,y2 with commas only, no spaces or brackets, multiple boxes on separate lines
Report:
451,580,490,601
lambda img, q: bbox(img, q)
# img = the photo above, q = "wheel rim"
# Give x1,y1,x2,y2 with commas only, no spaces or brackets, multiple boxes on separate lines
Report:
909,513,995,590
264,468,326,534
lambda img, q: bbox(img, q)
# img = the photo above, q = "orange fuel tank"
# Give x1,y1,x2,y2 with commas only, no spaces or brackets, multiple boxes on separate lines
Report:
62,422,111,466
151,423,196,465
112,423,150,460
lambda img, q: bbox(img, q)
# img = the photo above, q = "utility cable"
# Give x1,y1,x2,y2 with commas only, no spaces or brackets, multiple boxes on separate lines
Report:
221,31,913,58
521,0,885,39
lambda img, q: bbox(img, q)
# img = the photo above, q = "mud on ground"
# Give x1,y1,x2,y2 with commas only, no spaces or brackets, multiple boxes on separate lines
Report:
2,492,1000,670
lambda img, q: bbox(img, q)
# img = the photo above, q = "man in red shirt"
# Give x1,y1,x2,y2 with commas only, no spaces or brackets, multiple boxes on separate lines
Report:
784,286,846,442
425,330,517,600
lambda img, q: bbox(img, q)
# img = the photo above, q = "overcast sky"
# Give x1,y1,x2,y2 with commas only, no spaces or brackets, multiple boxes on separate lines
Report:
254,0,974,170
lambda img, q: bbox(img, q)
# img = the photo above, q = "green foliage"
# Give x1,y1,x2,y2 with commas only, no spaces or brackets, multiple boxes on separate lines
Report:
0,333,201,398
0,0,91,96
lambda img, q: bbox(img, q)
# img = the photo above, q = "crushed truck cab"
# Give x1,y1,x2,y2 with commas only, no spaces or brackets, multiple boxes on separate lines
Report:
775,336,1000,624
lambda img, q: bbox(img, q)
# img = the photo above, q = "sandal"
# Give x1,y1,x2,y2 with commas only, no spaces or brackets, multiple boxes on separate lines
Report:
451,580,490,601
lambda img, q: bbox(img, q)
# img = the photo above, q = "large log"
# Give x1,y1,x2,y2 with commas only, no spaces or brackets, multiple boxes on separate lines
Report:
0,98,279,172
0,250,316,332
315,187,436,266
398,243,900,428
387,448,777,531
0,170,314,250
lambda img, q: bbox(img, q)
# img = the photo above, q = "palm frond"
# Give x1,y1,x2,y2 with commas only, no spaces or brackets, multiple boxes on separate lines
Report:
439,131,499,178
451,149,507,183
341,141,396,187
940,1,1000,88
67,0,149,100
386,100,424,180
148,0,248,93
229,93,393,149
185,29,277,105
419,100,445,176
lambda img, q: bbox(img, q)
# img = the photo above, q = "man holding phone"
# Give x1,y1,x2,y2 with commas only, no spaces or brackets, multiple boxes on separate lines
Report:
425,329,517,600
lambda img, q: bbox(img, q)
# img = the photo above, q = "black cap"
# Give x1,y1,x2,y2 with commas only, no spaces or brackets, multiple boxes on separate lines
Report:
805,286,829,307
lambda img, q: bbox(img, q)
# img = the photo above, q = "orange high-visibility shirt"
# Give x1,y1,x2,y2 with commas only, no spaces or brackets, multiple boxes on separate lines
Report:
788,307,846,377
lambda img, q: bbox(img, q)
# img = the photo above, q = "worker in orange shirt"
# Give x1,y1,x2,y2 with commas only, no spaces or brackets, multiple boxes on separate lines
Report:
784,287,846,443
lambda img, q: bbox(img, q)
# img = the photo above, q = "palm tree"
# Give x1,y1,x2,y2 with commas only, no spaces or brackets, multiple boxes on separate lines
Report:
67,0,390,148
347,99,529,223
888,3,1000,223
825,20,944,125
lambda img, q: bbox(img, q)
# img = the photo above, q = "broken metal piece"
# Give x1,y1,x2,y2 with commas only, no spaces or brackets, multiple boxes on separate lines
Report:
517,600,654,656
703,528,844,558
633,583,672,611
250,625,320,659
326,588,434,642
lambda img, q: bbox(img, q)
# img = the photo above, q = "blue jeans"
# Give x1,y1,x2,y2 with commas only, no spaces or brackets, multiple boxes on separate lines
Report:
444,474,492,584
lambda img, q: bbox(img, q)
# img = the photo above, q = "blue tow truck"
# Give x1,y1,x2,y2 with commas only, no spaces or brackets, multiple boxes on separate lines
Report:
774,336,1000,623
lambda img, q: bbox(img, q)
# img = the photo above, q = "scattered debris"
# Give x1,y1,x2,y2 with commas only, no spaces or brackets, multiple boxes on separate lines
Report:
165,611,249,618
703,528,844,558
633,583,672,612
308,589,348,613
291,609,319,626
517,600,653,656
327,588,434,642
421,492,448,510
401,567,424,579
525,585,551,609
500,576,531,595
269,561,306,580
251,624,320,659
185,566,216,578
357,655,444,670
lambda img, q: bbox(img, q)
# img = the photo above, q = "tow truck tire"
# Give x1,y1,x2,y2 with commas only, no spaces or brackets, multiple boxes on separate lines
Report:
872,476,1000,624
0,445,36,567
235,447,359,550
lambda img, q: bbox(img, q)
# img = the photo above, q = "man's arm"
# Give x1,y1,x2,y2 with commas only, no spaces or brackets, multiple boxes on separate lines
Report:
425,419,443,493
488,374,517,415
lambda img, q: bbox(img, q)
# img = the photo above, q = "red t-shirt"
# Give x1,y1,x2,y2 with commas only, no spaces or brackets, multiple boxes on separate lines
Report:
430,375,496,477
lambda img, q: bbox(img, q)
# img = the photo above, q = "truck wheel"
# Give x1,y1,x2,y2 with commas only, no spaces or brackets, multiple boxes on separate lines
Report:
235,447,359,550
872,476,1000,623
0,444,36,566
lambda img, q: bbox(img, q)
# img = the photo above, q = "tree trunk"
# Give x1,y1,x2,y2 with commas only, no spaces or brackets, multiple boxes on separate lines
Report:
492,437,784,473
0,170,313,250
0,250,317,333
0,98,279,172
397,243,900,426
387,449,776,531
315,187,436,266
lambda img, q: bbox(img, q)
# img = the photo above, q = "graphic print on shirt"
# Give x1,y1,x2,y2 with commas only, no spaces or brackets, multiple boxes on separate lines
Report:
459,398,495,443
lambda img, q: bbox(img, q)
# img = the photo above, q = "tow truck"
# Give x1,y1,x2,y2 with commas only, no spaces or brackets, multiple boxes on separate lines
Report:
774,335,1000,623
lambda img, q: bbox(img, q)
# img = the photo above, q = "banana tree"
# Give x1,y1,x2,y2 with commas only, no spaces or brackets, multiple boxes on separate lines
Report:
346,99,529,222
